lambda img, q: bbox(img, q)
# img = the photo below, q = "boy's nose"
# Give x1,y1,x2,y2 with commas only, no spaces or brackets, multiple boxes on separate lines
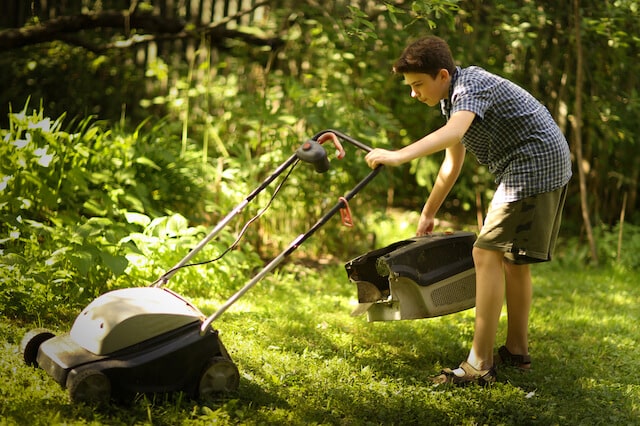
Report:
411,89,418,98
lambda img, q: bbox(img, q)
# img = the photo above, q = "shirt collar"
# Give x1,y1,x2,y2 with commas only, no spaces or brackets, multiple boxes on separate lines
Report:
440,66,461,119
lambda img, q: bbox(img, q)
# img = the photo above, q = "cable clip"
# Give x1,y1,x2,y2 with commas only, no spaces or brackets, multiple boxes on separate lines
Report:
339,197,353,227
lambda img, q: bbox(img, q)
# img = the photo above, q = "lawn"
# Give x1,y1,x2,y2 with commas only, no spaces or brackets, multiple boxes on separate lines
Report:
1,254,638,425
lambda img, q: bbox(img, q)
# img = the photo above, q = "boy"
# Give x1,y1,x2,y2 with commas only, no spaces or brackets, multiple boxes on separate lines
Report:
364,36,572,385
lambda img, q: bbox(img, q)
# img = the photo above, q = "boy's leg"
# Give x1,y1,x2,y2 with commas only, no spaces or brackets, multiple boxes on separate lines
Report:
435,186,566,383
504,262,532,356
466,247,506,371
465,252,532,372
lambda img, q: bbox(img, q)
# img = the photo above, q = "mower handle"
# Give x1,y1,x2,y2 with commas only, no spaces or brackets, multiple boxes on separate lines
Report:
155,130,379,292
200,131,383,332
313,129,374,153
316,132,346,159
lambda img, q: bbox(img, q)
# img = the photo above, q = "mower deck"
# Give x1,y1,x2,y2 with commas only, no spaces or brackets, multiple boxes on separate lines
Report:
345,231,477,321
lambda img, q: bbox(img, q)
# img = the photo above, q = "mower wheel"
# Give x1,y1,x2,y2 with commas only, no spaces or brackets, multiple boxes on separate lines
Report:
67,369,111,405
20,328,55,367
198,356,240,398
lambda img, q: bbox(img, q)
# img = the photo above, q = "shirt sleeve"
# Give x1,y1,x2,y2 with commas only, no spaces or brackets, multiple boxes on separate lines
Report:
450,71,496,119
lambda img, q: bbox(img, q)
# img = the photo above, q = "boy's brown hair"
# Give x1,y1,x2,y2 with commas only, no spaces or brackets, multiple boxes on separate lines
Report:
393,36,456,77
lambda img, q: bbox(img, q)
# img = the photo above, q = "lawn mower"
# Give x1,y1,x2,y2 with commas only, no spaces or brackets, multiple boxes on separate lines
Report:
21,129,477,405
20,130,383,405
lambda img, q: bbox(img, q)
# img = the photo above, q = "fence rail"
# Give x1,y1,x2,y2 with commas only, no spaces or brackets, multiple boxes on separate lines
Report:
0,0,263,29
0,0,268,67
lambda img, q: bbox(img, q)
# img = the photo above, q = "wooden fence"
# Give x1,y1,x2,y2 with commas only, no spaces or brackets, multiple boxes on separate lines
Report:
0,0,269,70
0,0,264,29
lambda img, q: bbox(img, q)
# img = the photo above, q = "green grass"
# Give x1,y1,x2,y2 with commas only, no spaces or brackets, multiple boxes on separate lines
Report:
1,257,639,425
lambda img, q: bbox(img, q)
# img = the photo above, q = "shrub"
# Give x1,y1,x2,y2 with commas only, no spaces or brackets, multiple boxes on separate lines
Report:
0,103,242,319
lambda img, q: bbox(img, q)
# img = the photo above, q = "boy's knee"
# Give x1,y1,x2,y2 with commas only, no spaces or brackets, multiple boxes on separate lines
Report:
472,246,503,267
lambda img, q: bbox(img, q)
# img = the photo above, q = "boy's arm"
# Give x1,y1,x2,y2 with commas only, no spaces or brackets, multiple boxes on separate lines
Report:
365,111,476,168
417,141,466,235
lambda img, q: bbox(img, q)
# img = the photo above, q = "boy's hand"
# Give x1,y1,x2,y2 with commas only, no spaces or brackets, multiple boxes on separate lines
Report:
417,213,435,236
364,148,403,168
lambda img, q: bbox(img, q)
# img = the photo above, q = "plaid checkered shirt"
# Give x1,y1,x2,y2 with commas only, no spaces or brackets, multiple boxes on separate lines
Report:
441,66,572,203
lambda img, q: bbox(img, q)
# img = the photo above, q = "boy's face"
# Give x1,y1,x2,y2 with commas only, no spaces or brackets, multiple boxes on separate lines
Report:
403,70,450,107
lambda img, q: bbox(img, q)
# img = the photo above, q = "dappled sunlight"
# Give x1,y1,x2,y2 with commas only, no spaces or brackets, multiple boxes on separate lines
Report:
3,258,639,424
209,259,640,424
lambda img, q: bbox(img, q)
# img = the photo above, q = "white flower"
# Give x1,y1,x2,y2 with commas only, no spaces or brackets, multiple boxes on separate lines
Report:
0,175,12,191
13,139,29,148
28,118,52,132
35,146,54,167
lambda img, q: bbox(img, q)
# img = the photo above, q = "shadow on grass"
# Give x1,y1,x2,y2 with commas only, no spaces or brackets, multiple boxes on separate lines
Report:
214,261,639,425
501,320,639,424
486,263,640,424
4,262,638,425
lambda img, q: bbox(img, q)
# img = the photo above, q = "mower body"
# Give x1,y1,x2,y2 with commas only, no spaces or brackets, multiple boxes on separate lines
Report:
18,130,406,404
22,287,239,403
345,231,476,321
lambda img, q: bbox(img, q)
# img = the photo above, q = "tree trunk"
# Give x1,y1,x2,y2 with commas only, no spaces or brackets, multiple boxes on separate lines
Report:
572,0,598,263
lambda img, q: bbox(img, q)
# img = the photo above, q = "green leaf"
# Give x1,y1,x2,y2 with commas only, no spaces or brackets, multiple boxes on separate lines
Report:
164,214,189,236
68,250,93,275
125,212,151,227
85,217,114,228
134,156,162,170
122,193,145,213
74,223,95,239
89,171,113,184
99,250,128,276
0,253,28,265
45,247,70,266
82,199,107,216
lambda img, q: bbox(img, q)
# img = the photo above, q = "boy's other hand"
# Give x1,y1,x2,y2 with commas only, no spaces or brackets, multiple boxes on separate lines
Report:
364,148,403,168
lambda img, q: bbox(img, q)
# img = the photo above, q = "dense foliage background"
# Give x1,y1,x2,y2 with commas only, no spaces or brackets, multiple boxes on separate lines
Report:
1,0,639,319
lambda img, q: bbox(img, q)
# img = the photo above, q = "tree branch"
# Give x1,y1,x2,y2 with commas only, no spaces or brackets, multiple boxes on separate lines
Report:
0,2,281,52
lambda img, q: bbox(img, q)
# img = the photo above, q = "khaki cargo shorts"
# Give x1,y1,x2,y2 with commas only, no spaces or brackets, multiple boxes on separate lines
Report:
475,185,568,264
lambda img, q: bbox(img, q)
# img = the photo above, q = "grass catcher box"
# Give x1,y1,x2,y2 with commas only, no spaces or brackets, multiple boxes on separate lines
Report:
345,231,476,321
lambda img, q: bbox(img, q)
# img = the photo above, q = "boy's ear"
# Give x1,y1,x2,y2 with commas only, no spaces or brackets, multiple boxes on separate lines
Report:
438,68,451,80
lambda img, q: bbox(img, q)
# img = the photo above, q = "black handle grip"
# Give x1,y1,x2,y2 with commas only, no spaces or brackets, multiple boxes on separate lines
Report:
296,139,331,173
